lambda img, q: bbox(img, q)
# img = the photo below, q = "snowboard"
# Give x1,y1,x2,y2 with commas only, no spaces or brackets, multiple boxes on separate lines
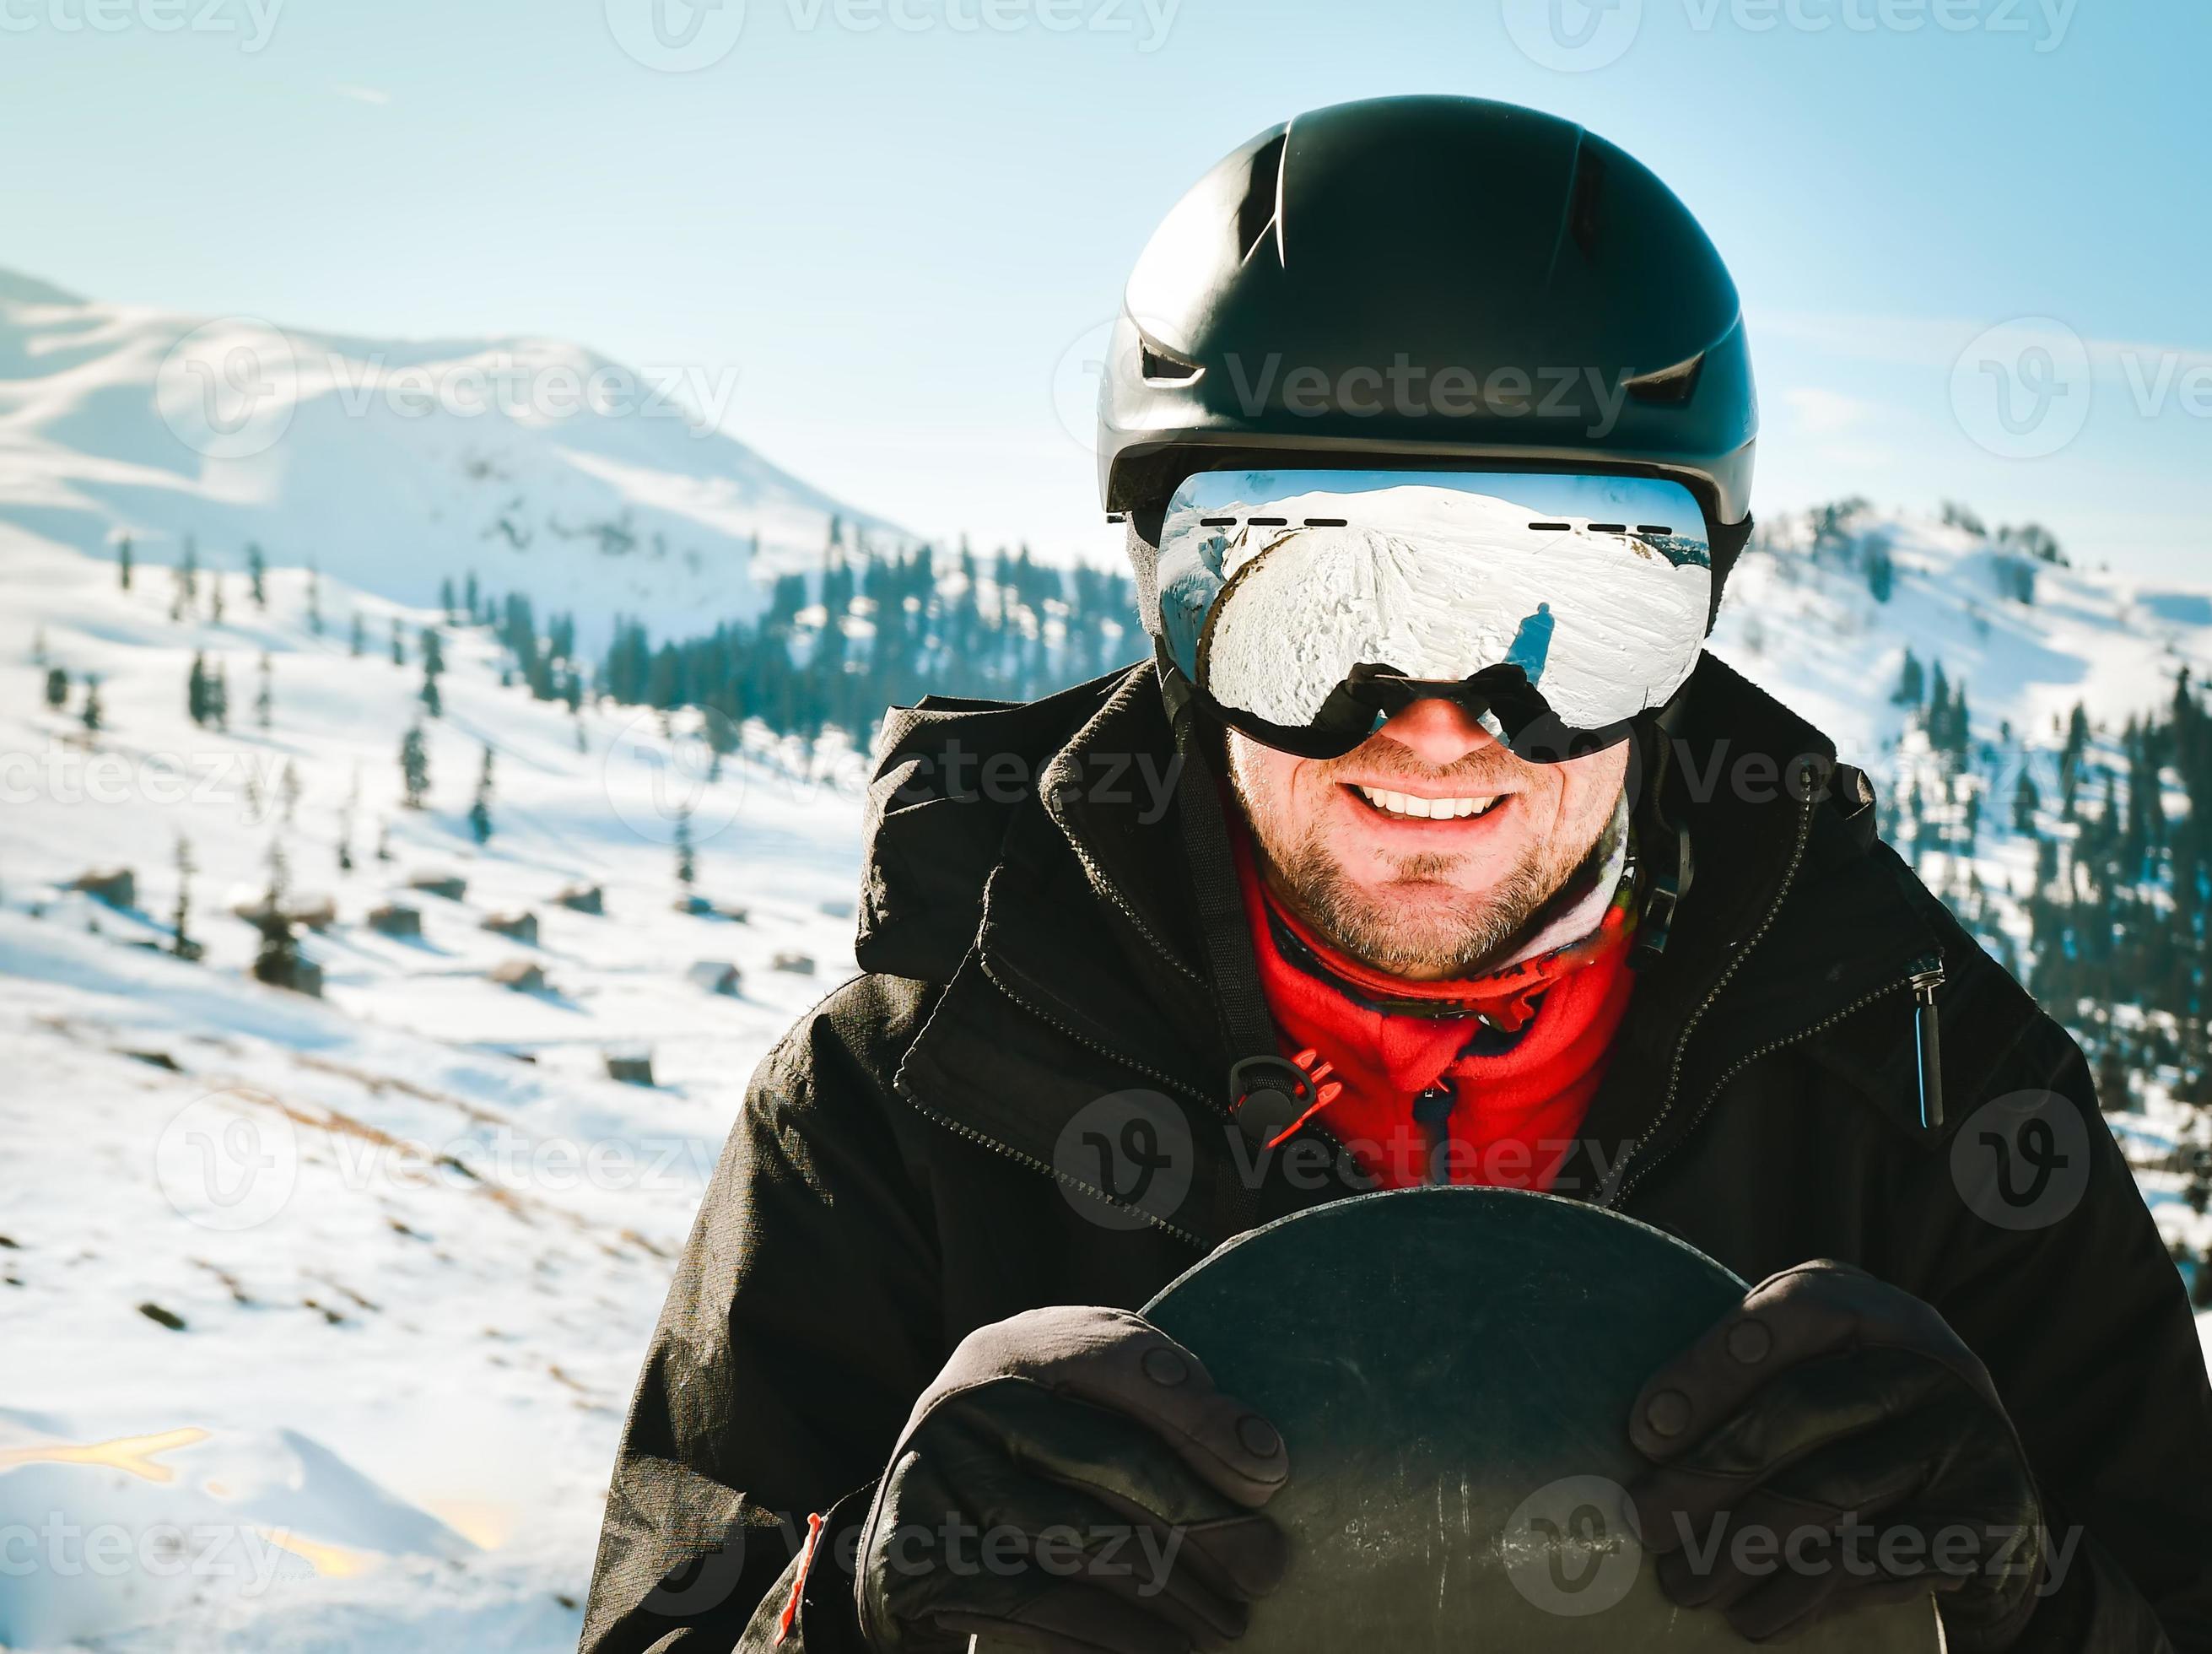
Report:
1124,1186,1945,1651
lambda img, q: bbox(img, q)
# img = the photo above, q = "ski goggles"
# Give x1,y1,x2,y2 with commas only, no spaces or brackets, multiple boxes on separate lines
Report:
1153,468,1713,760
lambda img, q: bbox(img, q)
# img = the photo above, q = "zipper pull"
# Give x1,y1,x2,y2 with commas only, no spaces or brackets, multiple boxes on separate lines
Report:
1411,1079,1456,1185
1909,954,1945,1130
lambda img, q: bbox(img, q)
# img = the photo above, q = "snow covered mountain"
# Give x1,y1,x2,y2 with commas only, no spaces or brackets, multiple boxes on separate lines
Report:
1708,507,2212,771
0,268,908,652
4,438,2211,1642
1,522,875,1649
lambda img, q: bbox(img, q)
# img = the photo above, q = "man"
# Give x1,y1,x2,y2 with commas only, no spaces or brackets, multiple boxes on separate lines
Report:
581,98,2212,1652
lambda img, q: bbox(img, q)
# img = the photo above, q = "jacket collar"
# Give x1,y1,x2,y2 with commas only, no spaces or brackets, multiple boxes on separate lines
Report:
881,653,1948,1237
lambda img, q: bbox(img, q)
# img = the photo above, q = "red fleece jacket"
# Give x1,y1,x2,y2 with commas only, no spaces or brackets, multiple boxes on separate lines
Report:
1231,821,1636,1192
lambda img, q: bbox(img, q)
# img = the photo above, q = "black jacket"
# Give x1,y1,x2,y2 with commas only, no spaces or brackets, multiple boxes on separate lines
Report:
580,657,2212,1652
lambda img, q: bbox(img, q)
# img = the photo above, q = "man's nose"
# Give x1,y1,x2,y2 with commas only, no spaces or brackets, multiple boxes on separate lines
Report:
1375,696,1504,766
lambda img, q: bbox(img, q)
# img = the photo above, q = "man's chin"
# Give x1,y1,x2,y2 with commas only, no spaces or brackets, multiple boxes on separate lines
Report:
1310,884,1538,978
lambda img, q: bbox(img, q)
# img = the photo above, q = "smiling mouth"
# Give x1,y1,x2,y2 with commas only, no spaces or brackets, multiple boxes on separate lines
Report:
1347,783,1508,822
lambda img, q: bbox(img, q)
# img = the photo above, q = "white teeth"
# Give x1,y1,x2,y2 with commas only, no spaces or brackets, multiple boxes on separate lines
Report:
1355,786,1500,820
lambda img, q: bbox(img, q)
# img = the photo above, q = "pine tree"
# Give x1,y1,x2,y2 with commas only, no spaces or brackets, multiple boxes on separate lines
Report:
464,570,480,623
208,570,225,625
400,724,429,809
375,817,393,862
187,652,210,726
117,535,133,591
80,675,102,733
255,651,273,730
181,537,200,602
2063,704,2091,778
337,766,359,873
467,743,494,845
1865,541,1895,603
278,760,300,824
172,834,197,959
306,561,323,635
349,612,364,657
250,837,305,992
42,666,67,711
1891,649,1925,707
247,543,267,608
675,806,696,892
441,576,457,622
2096,1039,2131,1113
420,627,445,718
208,660,230,730
391,616,406,667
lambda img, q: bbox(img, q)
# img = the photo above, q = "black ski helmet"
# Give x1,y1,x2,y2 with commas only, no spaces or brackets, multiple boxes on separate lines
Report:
1100,95,1758,634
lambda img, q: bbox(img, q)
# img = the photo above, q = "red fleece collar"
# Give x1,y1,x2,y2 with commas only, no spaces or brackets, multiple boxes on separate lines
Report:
1227,813,1638,1187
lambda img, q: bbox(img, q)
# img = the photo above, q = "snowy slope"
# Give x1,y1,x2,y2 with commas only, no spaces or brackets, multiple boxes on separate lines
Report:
1709,511,2212,765
1,522,870,1649
0,268,909,653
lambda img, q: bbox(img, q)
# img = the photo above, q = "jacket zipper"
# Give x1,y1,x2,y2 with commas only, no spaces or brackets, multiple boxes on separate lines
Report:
1910,953,1946,1128
1599,763,1822,1209
925,959,1219,1249
1609,972,1931,1209
1603,767,1949,1208
898,1083,1209,1251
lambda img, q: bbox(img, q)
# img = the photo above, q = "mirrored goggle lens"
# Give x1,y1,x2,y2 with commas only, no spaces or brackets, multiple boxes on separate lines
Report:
1155,469,1711,746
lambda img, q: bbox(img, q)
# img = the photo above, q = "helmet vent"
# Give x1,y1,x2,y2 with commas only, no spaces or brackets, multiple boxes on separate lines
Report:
1139,335,1205,386
1623,351,1707,406
1236,130,1288,266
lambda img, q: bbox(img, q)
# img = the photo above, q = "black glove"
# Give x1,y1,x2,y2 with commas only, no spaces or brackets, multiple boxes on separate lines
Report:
1626,1261,2044,1650
854,1305,1292,1654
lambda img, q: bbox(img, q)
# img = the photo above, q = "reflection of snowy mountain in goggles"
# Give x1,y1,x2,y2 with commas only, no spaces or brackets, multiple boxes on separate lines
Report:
1157,470,1713,743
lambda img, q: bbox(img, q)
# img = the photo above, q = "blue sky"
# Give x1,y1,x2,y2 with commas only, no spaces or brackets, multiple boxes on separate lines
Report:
3,0,2206,581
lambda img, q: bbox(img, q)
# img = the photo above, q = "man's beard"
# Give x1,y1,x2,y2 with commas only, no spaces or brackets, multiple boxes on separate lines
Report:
1268,835,1561,978
1228,739,1615,979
